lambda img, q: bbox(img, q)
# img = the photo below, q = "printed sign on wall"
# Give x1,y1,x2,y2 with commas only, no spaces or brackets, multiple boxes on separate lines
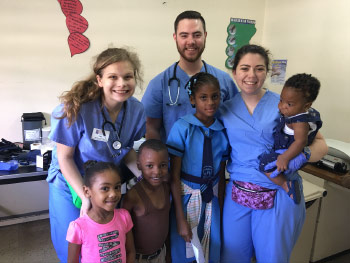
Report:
225,18,256,69
271,60,288,85
58,0,90,57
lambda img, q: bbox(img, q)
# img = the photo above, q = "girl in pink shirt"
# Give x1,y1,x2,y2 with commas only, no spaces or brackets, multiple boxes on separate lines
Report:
66,161,135,263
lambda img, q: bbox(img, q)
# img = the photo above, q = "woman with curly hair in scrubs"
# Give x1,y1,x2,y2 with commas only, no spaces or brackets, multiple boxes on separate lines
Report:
220,44,328,263
47,47,145,262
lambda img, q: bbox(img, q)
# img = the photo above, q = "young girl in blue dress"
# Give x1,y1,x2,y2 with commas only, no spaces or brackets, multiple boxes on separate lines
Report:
166,72,229,263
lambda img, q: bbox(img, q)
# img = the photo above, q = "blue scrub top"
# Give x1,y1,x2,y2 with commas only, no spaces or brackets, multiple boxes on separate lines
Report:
219,90,295,188
47,97,146,189
142,62,238,142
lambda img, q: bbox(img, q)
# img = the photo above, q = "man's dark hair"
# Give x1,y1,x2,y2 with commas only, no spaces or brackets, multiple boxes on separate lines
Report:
174,10,206,33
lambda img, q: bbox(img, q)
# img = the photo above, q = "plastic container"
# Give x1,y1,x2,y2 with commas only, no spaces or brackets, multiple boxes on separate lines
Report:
41,126,51,145
21,112,46,150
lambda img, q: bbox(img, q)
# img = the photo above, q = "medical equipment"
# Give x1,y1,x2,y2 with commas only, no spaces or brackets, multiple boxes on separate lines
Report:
21,112,46,150
101,102,126,157
167,60,208,106
318,139,350,173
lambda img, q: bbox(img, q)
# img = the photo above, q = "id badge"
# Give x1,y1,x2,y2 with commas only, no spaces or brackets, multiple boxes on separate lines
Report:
91,128,109,142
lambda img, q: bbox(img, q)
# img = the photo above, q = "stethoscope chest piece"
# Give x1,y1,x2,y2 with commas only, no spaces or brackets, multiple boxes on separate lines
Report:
100,101,127,158
112,140,122,150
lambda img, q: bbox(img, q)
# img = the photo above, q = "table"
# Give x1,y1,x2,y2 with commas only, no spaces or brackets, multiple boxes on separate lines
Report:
0,165,47,185
300,164,350,261
0,165,49,226
302,163,350,189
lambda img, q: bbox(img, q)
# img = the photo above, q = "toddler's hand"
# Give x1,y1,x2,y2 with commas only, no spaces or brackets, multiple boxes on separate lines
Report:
177,218,192,243
264,149,308,178
276,154,289,172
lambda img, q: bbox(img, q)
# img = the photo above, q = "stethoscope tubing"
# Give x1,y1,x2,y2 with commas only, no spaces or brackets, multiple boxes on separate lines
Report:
100,101,127,157
167,61,208,106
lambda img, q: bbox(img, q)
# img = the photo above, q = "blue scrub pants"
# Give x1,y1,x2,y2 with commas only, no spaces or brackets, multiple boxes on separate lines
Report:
221,180,305,263
49,183,80,263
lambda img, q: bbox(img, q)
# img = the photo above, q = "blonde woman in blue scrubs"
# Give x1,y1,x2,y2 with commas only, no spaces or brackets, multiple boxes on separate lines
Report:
47,48,145,262
220,45,328,263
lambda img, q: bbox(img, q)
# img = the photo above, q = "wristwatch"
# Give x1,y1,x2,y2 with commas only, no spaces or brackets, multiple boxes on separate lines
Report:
303,146,311,160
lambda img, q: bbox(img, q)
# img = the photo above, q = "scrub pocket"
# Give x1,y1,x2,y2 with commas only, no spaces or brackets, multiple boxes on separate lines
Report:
232,181,276,210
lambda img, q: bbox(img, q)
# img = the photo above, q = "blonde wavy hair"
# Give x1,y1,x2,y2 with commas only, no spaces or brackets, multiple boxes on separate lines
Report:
58,47,143,127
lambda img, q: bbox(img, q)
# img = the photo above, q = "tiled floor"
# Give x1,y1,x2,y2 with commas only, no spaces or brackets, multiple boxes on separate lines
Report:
0,219,349,263
0,219,58,263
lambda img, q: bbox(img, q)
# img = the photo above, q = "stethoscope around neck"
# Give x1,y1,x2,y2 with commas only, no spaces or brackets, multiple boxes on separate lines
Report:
167,60,208,106
101,101,127,158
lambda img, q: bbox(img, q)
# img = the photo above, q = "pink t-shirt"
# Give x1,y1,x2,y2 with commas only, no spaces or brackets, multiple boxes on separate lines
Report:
66,209,133,263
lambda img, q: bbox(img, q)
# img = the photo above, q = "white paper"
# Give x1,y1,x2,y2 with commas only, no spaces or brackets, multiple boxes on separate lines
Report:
24,129,40,141
191,226,205,263
91,128,109,142
186,241,194,258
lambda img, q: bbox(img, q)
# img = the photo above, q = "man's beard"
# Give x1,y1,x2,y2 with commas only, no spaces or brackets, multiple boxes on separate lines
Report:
176,41,206,63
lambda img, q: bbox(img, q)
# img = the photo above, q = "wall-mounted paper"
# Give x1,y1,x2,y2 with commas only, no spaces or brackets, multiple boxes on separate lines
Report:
225,18,256,69
58,0,90,57
271,60,287,85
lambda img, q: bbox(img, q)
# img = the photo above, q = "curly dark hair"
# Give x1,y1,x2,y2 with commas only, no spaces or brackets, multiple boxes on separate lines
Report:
284,73,320,102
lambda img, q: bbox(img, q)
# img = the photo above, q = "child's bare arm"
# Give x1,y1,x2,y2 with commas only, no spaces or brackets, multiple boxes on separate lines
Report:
125,230,136,263
169,154,192,242
276,122,309,171
121,190,135,213
67,242,81,263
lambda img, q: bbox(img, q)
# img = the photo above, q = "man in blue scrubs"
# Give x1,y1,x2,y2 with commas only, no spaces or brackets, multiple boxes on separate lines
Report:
141,10,238,142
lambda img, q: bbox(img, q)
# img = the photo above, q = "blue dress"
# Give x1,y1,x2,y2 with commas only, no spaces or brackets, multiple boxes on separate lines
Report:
219,90,306,263
259,108,322,172
141,62,238,142
47,97,145,262
166,114,229,263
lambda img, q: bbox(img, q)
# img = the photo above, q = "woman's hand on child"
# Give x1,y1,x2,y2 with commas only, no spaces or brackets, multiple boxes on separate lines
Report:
80,196,91,217
264,149,308,178
177,218,192,242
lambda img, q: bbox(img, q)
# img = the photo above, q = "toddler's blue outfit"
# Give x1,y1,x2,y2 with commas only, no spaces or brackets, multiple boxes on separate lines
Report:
259,107,322,172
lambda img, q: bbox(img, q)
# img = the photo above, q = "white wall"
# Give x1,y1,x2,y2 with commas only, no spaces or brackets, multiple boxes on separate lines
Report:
262,0,350,143
0,0,265,143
